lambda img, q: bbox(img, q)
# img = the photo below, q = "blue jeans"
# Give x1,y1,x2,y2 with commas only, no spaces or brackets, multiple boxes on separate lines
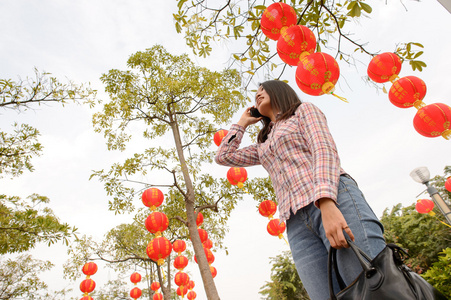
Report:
286,175,386,300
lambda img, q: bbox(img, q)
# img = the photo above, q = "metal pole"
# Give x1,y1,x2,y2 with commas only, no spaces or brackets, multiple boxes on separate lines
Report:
425,182,451,225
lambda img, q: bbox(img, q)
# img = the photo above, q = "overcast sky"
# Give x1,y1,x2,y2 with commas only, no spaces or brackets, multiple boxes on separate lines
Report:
1,1,451,299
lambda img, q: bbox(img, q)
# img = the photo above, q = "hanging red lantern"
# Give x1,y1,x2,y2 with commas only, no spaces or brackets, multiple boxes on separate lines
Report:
130,287,142,299
210,266,218,278
259,200,277,219
197,228,208,243
388,76,427,109
267,219,286,239
130,272,142,284
194,248,215,265
187,291,197,300
187,280,195,290
177,285,189,297
260,3,297,40
82,262,98,277
174,255,189,270
367,52,402,83
196,211,204,227
214,129,228,146
173,239,187,255
145,212,169,236
80,279,96,294
153,293,163,300
142,188,164,210
413,103,451,140
146,236,172,266
277,25,316,66
227,167,248,188
415,199,435,216
203,239,213,249
80,297,93,300
445,177,451,193
150,281,160,291
174,271,190,287
295,52,346,102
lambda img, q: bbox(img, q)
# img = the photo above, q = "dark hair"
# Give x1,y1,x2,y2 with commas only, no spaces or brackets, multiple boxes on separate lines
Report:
257,80,302,143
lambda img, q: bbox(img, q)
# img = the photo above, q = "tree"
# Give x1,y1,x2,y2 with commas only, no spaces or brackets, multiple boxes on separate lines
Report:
173,0,426,90
380,166,451,274
422,247,451,298
259,251,309,300
91,44,274,299
0,254,71,300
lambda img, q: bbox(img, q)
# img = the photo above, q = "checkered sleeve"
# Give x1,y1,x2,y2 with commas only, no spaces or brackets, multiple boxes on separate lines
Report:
214,124,261,167
299,103,341,206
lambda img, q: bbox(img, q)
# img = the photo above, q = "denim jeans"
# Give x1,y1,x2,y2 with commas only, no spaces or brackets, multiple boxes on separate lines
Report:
286,175,386,300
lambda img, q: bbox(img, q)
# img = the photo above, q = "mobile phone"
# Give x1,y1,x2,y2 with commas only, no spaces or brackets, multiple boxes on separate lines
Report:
250,107,262,118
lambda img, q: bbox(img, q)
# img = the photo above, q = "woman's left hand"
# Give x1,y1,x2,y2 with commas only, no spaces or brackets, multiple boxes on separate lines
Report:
319,198,355,249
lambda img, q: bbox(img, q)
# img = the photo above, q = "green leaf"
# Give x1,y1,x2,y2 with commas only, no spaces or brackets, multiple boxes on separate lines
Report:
360,2,372,13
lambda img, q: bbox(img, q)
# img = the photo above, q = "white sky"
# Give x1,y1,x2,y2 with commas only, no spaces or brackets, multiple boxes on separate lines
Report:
1,1,450,300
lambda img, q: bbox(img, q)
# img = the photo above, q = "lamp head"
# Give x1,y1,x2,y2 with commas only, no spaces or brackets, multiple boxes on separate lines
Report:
410,167,431,184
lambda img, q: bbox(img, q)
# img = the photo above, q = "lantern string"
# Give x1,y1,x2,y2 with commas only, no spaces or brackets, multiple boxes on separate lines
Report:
330,92,348,103
433,215,451,228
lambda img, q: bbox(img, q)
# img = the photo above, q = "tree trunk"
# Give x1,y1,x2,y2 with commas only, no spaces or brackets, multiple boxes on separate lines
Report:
169,117,220,300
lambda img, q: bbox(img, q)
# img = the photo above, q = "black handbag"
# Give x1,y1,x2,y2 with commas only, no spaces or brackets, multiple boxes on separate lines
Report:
328,239,447,300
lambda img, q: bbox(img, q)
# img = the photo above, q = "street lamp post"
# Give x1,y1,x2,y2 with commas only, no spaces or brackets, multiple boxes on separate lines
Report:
410,167,451,225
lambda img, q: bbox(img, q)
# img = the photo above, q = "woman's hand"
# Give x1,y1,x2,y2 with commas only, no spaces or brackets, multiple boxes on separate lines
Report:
237,107,262,129
319,198,355,249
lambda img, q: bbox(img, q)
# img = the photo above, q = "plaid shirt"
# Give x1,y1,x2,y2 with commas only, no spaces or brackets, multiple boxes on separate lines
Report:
215,102,345,223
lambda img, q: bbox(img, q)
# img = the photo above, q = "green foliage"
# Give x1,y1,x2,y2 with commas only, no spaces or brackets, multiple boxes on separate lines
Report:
259,251,310,300
380,166,451,273
422,248,451,298
0,254,71,299
0,194,77,254
173,0,425,89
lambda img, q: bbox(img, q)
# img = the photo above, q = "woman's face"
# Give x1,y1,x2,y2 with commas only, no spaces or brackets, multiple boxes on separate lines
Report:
255,86,274,118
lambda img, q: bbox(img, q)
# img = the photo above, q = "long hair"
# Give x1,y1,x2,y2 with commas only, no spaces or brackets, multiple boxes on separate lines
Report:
257,80,302,143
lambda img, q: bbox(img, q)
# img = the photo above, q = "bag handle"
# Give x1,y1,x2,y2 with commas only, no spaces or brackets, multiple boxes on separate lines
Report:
328,238,379,300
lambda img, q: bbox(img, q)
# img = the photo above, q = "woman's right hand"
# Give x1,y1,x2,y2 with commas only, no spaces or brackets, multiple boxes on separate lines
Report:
237,107,262,129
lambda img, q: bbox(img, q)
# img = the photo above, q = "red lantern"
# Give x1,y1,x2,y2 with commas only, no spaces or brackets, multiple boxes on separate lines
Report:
80,279,96,294
82,262,98,277
227,167,248,188
295,52,345,101
445,177,451,193
196,211,204,227
130,272,142,284
174,255,189,270
194,248,215,265
260,3,297,40
130,287,142,299
210,266,217,278
150,281,161,291
267,219,286,239
177,285,189,297
142,188,164,210
367,52,402,83
197,228,208,243
187,291,197,300
153,293,163,300
174,271,190,287
259,200,277,219
187,280,195,290
203,239,213,249
389,76,427,109
413,103,451,139
415,199,435,215
277,25,316,66
173,239,186,255
145,212,169,236
146,236,172,266
80,297,93,300
214,129,228,146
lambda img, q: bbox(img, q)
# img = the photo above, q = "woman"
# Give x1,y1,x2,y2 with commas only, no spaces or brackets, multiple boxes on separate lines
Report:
215,80,386,300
